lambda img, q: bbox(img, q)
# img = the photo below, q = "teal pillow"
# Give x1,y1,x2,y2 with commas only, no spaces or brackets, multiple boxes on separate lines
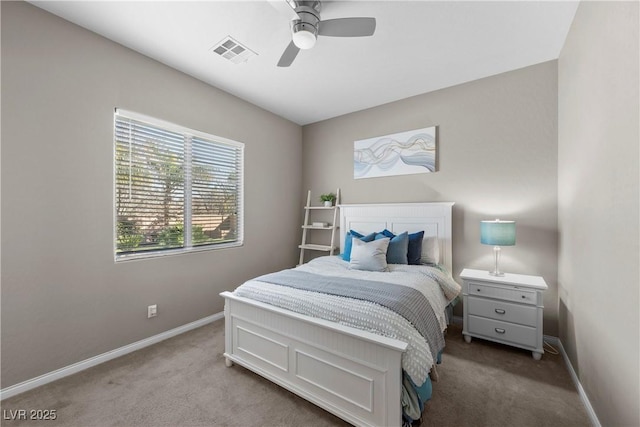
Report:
380,229,424,265
375,231,408,264
342,230,376,261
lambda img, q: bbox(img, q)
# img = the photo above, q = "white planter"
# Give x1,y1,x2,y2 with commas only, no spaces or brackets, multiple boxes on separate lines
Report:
323,201,333,207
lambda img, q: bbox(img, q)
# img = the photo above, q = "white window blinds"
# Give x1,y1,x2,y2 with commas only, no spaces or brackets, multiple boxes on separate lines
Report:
114,109,244,260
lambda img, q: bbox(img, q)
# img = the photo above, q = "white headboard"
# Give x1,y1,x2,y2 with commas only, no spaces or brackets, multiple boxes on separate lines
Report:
338,202,455,272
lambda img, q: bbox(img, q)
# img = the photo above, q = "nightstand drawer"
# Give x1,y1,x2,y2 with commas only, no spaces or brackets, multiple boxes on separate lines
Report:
467,296,537,327
467,315,537,348
467,281,537,305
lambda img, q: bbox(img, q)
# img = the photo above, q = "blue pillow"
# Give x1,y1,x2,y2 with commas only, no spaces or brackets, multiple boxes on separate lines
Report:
375,231,408,264
379,229,425,265
342,230,376,261
407,231,425,265
380,229,395,239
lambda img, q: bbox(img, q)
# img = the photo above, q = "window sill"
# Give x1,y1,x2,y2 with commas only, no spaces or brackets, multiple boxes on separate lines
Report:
114,241,243,263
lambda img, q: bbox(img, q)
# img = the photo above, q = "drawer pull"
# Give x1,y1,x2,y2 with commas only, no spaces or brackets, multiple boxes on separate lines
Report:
494,309,506,315
495,328,506,334
477,288,481,292
521,295,526,299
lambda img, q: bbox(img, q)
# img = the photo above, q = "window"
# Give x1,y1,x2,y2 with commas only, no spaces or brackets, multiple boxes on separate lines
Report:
114,109,244,261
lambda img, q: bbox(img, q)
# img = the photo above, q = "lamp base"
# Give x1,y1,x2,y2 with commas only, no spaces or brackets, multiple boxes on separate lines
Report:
489,246,505,277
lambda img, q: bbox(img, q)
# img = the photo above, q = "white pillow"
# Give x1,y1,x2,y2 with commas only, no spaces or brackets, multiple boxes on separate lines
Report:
421,236,440,265
349,237,390,272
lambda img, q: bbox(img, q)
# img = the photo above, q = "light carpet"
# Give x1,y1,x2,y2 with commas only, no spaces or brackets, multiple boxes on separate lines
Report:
1,320,592,426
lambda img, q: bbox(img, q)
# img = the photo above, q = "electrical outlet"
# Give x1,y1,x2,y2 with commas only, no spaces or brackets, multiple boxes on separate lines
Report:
147,304,157,318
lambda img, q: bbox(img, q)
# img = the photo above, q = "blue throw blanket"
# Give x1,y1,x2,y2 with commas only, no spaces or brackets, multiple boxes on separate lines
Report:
255,269,445,361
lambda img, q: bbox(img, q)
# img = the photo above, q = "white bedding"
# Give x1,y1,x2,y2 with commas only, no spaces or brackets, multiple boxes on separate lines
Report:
233,256,461,386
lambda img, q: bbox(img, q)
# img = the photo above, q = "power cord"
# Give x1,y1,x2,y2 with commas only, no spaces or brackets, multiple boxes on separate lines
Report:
543,340,559,355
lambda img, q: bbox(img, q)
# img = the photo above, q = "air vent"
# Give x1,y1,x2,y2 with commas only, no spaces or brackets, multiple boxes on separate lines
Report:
211,36,257,64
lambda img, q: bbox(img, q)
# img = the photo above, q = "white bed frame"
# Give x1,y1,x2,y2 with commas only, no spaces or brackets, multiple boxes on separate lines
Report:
220,202,454,427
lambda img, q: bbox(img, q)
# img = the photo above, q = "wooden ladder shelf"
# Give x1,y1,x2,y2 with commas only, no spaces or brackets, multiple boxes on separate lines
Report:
299,189,340,265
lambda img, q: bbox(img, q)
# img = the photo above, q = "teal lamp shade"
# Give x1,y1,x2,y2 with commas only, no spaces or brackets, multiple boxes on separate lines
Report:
480,220,515,276
481,220,516,246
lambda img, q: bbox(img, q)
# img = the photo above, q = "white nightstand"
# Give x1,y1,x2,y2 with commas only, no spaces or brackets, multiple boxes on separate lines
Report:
460,268,548,360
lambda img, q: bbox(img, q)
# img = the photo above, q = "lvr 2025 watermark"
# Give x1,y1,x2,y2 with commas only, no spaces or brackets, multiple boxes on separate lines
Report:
3,409,57,421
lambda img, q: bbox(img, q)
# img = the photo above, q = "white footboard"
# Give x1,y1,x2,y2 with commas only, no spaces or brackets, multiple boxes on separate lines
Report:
221,291,408,427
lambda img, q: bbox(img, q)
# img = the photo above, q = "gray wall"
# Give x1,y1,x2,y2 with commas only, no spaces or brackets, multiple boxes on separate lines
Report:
302,62,559,335
558,2,639,426
1,1,302,388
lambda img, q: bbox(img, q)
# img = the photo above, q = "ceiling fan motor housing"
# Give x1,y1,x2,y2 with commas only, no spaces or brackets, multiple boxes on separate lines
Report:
278,0,376,67
291,2,321,49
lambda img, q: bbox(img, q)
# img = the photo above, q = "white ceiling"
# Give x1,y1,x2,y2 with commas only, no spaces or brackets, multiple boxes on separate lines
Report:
30,1,579,125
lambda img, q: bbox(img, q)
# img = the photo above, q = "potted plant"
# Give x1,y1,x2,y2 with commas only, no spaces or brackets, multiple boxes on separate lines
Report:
320,193,336,207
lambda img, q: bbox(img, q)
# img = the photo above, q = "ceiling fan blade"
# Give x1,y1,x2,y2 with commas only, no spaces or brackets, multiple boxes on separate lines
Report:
318,17,376,37
277,41,300,67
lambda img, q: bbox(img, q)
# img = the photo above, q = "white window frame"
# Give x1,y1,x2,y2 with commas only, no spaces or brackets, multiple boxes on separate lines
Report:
113,109,244,262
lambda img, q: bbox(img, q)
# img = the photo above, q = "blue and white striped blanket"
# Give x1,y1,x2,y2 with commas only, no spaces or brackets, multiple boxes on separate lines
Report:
233,255,461,386
255,269,446,363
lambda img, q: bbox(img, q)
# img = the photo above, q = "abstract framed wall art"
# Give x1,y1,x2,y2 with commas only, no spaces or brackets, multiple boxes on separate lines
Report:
354,126,437,179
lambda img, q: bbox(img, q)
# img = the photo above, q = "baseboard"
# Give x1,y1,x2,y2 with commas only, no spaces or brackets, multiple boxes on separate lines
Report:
0,312,224,401
544,335,601,427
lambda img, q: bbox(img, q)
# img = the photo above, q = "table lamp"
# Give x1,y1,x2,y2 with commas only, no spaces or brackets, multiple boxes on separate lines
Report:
480,219,516,276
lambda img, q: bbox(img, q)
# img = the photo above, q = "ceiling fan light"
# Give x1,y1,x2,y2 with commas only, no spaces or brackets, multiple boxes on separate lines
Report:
292,23,317,49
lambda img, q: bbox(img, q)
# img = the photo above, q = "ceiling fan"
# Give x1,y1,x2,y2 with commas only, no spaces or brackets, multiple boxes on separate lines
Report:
275,0,376,67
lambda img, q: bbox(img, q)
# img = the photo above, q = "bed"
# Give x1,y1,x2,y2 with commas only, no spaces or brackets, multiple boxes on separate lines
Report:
220,202,457,427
